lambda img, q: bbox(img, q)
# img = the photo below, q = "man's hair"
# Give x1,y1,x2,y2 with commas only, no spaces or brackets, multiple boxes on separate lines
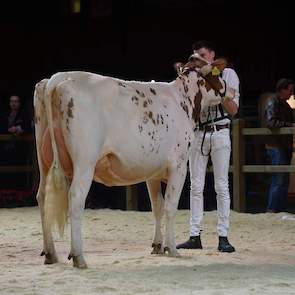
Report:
276,78,294,92
192,40,216,52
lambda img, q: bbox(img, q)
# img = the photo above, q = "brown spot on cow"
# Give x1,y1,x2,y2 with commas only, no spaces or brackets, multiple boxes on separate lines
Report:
198,79,205,86
186,95,193,106
143,101,148,108
131,96,139,105
143,116,148,124
150,88,156,95
118,82,126,87
41,100,46,110
180,101,189,117
66,118,70,132
147,97,153,105
143,111,156,125
138,125,143,133
148,111,156,125
192,91,202,123
34,115,40,124
182,81,188,93
205,74,224,92
67,98,74,119
136,89,145,97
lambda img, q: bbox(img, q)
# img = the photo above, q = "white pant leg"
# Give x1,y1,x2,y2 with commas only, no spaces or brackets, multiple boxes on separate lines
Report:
189,132,209,236
211,129,231,237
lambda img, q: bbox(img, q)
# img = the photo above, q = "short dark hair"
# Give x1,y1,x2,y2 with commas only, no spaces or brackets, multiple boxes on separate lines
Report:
192,40,216,52
276,78,294,92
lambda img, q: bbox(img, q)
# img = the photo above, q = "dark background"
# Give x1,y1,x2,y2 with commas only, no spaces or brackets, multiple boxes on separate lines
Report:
0,0,294,210
1,0,294,115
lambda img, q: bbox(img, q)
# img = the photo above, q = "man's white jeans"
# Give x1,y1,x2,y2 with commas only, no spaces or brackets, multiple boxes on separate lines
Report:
189,128,231,237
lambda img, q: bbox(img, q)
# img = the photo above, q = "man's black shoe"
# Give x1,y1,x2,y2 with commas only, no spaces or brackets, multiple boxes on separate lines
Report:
218,236,235,253
176,236,202,249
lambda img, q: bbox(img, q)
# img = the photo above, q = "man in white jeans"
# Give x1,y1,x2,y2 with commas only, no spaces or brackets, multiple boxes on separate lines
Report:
177,40,240,252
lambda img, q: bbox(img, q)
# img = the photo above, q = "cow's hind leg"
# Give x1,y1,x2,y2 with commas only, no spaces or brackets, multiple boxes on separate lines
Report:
34,80,58,264
37,174,58,264
68,167,94,268
164,164,188,257
146,179,165,254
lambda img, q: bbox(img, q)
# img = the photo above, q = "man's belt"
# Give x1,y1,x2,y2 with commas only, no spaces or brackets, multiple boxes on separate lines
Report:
199,123,229,132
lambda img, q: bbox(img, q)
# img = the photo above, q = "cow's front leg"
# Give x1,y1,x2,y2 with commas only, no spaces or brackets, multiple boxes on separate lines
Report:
164,164,187,257
68,169,93,268
146,179,165,254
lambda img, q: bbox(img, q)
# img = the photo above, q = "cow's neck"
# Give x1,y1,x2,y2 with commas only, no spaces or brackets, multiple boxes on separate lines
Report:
174,74,202,129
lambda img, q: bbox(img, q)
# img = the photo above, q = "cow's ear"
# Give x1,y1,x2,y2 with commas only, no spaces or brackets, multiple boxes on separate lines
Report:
174,62,184,75
211,58,227,73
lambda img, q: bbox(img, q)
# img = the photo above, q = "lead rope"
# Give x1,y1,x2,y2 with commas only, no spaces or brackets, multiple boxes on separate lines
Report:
200,107,214,156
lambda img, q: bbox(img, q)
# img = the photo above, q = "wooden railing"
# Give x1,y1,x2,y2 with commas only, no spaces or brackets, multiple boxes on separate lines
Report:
0,134,136,209
0,134,38,188
231,119,295,212
1,121,295,212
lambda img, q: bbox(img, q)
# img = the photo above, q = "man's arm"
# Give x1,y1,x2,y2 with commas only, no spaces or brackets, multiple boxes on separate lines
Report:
221,96,238,116
222,68,240,116
265,98,292,128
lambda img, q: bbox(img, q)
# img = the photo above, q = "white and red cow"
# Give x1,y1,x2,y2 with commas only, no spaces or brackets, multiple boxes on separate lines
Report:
34,54,233,268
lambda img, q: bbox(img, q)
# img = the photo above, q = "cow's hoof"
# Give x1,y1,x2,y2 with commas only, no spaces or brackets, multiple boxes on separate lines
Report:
41,251,58,264
151,243,164,254
164,247,181,257
68,254,88,269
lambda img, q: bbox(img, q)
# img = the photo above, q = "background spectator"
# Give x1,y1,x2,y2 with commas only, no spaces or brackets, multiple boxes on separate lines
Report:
259,78,295,212
0,95,31,166
0,95,31,134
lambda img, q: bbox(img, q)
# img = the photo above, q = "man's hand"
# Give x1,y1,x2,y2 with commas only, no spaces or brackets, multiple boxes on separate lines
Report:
8,126,17,133
8,125,23,134
222,87,235,103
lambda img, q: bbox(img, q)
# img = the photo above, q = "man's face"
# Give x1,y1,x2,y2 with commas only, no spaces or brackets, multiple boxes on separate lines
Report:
281,84,294,101
9,96,21,111
194,47,215,63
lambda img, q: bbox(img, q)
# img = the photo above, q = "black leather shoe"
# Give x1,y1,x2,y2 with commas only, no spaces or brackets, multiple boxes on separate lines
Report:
218,236,235,253
176,236,202,249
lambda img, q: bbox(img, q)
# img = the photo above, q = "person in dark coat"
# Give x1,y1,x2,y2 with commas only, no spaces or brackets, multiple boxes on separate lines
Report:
259,78,294,212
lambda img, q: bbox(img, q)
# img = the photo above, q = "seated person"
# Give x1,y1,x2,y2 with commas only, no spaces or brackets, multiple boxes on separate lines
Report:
0,95,31,165
0,95,30,134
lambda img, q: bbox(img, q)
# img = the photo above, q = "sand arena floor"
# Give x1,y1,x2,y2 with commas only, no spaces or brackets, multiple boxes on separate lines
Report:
0,207,295,295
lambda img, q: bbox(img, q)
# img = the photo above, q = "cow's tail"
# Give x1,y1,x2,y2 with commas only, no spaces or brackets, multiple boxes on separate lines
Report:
44,73,70,237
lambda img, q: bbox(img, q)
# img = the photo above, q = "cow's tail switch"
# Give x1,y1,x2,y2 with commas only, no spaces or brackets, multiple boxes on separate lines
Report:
44,74,69,237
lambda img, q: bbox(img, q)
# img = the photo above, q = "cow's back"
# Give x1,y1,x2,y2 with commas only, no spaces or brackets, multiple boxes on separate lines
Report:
42,71,193,185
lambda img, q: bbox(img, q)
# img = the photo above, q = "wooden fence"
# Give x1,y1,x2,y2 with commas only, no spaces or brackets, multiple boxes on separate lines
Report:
0,134,38,188
1,120,295,212
232,119,295,212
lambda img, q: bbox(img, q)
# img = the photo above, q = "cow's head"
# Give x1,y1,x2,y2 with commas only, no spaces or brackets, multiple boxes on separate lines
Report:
174,54,230,125
182,53,227,78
